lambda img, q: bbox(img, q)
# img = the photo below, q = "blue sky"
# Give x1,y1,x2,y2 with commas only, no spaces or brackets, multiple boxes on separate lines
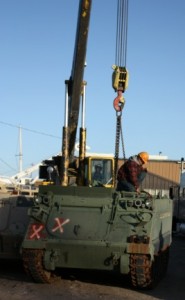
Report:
0,0,185,176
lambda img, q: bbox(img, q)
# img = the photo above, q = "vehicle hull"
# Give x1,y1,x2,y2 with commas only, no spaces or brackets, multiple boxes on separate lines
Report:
22,185,172,288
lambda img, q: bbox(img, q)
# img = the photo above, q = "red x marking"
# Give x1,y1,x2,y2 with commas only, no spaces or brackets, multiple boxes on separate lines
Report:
52,217,70,233
29,224,44,240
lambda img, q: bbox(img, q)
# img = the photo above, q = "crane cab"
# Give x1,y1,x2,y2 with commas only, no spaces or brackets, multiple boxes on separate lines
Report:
39,155,115,188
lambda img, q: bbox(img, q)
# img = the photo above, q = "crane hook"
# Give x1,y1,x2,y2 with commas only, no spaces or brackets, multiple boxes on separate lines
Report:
113,91,125,112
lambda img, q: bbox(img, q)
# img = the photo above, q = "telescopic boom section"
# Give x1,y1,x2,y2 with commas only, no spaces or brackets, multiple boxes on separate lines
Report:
67,0,92,159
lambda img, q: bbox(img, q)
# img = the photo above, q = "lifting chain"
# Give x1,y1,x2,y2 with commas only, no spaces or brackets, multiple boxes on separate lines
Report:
114,108,126,182
115,110,126,160
120,114,126,159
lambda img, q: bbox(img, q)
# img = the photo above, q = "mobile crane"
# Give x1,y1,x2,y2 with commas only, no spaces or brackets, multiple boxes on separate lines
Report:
38,0,115,189
21,0,173,289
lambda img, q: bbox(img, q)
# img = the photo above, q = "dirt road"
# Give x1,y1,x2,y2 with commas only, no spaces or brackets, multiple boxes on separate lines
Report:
0,234,184,300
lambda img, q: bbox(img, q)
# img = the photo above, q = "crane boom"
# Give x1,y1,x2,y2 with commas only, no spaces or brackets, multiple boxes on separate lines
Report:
67,0,92,159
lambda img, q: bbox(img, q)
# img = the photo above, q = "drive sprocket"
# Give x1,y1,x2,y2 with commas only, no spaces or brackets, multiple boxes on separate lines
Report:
129,248,170,289
22,249,59,283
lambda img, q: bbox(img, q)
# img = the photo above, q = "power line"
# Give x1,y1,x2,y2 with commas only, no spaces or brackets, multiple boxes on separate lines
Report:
0,158,17,172
0,120,61,140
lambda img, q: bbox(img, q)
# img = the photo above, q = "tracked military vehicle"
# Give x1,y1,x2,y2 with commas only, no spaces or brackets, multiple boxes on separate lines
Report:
22,186,172,288
0,195,33,260
21,0,173,289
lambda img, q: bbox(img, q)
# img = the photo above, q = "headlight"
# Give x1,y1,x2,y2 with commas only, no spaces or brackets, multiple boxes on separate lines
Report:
34,196,42,204
145,198,152,209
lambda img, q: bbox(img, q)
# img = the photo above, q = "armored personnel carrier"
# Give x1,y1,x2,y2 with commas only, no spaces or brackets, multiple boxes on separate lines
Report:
22,186,172,288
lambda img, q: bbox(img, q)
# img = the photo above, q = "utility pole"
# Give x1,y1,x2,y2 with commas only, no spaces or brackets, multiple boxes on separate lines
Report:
18,125,23,173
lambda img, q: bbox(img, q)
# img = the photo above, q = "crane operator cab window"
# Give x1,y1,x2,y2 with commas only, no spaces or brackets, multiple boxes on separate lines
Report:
90,158,114,188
